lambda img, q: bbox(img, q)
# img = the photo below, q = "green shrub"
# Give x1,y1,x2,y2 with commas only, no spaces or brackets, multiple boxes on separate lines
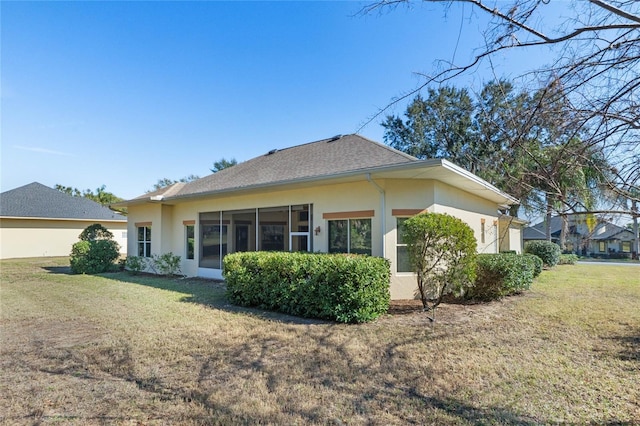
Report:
467,253,535,301
125,255,147,274
524,241,561,267
524,253,544,277
559,253,579,265
402,212,477,312
223,252,390,323
153,252,182,276
79,223,114,241
70,239,120,274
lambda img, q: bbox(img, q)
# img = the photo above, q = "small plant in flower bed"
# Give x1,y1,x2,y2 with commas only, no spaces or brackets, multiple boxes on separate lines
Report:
465,253,536,301
223,251,390,323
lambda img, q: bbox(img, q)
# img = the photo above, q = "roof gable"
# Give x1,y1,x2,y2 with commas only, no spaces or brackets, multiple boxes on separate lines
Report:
1,182,126,221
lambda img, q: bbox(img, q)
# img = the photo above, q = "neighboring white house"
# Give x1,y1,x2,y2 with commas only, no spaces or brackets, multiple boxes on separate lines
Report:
0,182,127,259
116,134,521,299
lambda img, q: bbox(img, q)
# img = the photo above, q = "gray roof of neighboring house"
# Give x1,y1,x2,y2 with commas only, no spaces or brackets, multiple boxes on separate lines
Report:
591,224,634,240
523,216,563,240
133,134,418,201
0,182,126,221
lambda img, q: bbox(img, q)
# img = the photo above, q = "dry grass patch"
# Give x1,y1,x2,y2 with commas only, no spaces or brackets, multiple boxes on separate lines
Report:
1,257,638,425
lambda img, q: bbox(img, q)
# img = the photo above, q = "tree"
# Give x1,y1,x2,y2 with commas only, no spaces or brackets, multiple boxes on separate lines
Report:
150,174,200,192
211,157,237,173
402,212,477,320
382,79,611,224
364,0,640,219
55,184,125,214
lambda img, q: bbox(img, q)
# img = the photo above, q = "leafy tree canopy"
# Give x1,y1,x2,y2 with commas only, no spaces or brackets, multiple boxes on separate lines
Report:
55,184,125,214
211,158,237,173
149,174,200,192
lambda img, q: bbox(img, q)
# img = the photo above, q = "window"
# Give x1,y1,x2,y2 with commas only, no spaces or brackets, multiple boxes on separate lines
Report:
599,241,606,252
185,224,195,260
137,226,151,257
481,219,486,244
396,218,413,273
622,241,631,252
328,218,372,255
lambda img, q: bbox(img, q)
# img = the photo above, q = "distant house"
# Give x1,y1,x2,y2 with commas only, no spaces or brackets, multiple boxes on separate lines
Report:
115,134,522,299
0,182,127,259
523,215,636,257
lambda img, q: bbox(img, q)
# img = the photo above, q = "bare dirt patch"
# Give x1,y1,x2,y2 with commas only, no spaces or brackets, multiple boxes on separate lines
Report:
383,298,513,327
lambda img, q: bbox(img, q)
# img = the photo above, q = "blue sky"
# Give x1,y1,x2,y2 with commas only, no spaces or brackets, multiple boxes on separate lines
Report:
1,1,562,200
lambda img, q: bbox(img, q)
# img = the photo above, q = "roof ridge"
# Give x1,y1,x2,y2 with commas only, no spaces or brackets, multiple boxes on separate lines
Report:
352,134,419,161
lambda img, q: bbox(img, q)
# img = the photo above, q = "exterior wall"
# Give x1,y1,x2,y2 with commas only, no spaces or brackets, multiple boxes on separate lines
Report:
382,179,436,299
432,181,501,254
498,217,524,254
126,178,508,300
126,203,164,259
0,218,127,259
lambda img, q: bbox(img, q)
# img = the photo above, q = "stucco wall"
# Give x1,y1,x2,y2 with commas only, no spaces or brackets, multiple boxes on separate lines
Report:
126,178,510,300
0,218,127,259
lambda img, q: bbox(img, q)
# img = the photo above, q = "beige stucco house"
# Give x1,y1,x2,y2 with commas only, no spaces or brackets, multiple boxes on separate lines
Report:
117,135,521,299
0,182,127,259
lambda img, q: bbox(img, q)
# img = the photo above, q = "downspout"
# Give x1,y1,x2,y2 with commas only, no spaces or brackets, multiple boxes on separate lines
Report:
366,173,386,258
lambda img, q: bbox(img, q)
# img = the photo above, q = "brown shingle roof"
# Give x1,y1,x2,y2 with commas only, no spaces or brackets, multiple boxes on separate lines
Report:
138,134,417,201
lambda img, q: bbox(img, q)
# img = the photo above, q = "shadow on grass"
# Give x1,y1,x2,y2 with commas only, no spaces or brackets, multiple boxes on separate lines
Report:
103,271,329,325
604,327,640,364
42,266,72,274
18,325,544,425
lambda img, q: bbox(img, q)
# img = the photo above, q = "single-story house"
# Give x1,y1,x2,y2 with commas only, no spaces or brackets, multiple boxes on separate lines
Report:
0,182,127,259
116,134,522,299
523,215,637,257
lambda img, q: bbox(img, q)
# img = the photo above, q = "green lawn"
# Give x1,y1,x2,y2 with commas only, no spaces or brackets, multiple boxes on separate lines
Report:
1,257,638,425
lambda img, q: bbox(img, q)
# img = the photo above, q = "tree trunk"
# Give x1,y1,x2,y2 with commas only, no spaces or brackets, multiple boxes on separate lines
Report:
633,200,639,260
559,214,568,252
545,197,553,242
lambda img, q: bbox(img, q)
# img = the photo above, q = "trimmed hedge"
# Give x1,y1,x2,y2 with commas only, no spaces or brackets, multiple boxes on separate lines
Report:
524,253,543,277
524,241,561,267
466,253,536,301
223,251,390,323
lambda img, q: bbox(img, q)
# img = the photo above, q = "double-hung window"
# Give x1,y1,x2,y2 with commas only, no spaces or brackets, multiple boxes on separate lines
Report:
137,224,151,257
185,222,195,260
396,218,413,272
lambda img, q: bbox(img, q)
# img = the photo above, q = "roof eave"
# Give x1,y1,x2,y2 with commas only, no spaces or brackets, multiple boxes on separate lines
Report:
0,215,127,222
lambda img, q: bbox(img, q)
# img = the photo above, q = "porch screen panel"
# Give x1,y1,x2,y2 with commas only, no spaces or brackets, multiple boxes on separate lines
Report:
200,211,223,269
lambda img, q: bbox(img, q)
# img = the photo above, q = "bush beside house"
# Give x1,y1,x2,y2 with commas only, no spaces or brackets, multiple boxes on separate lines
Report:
466,253,537,301
223,251,390,323
524,240,562,267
